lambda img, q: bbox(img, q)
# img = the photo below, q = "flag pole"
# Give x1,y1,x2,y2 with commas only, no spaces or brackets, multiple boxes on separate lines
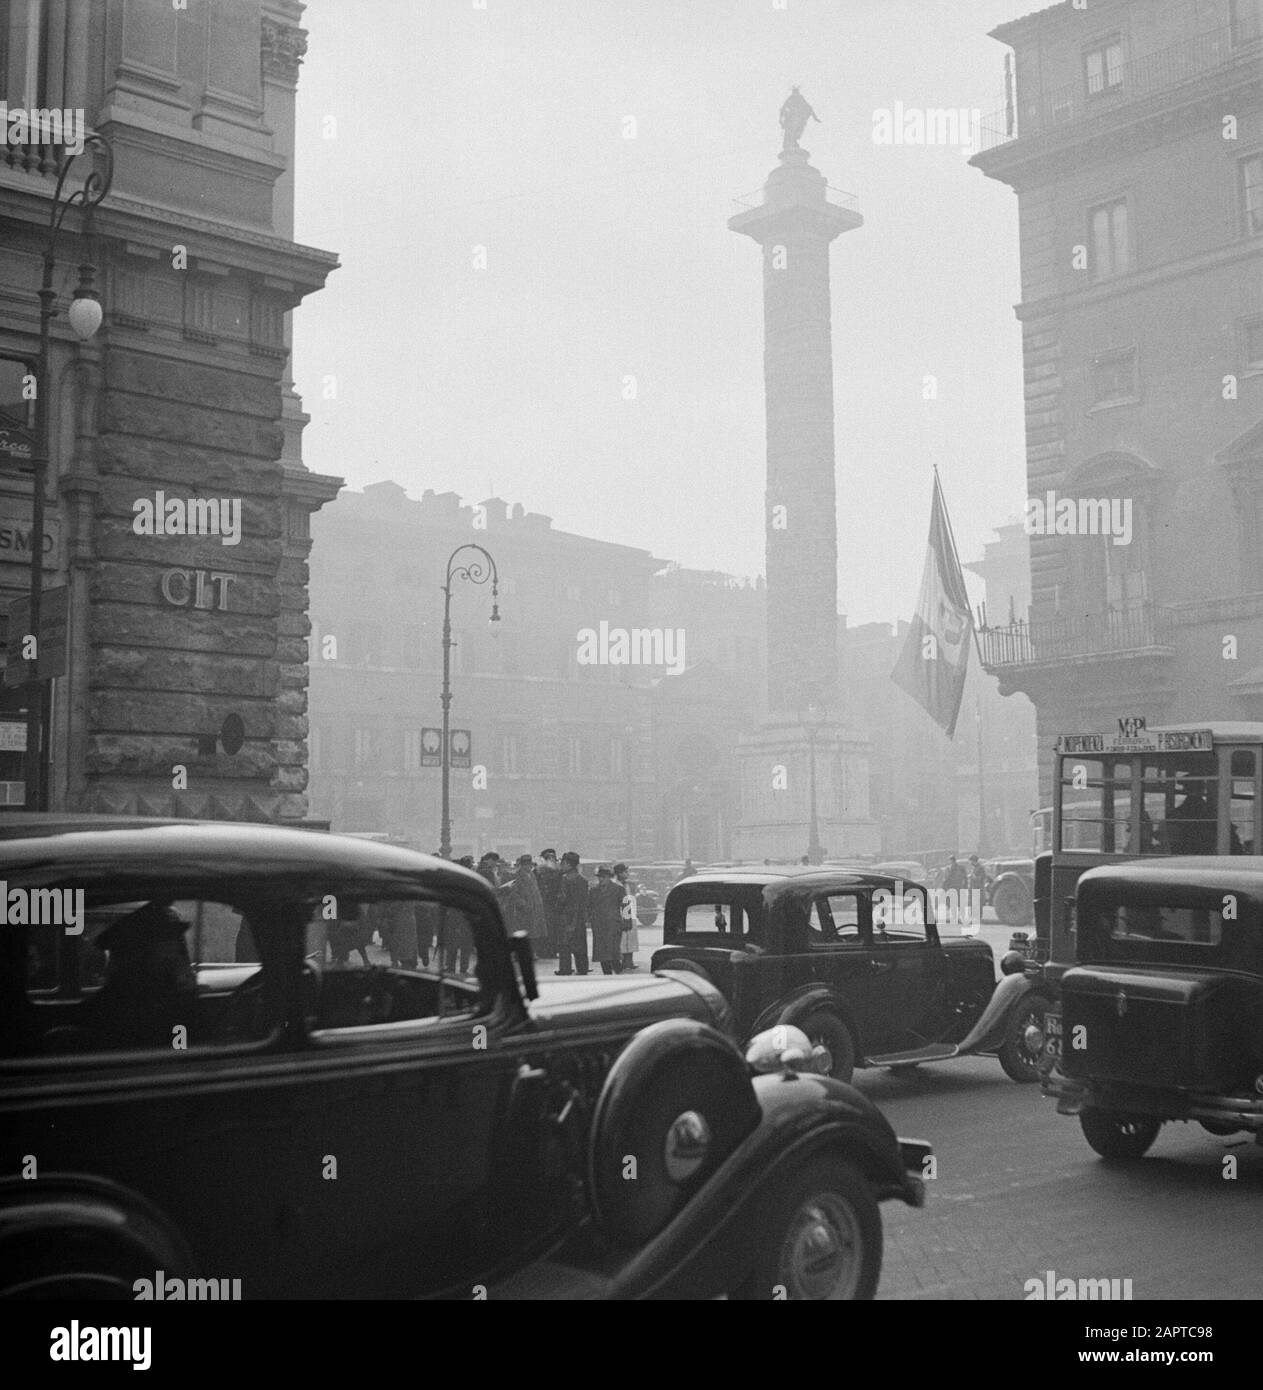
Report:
933,466,985,663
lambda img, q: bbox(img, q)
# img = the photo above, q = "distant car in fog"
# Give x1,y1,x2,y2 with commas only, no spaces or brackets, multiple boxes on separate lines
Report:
651,867,1054,1086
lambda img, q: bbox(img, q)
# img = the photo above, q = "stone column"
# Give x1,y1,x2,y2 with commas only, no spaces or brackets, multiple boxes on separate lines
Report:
729,147,861,719
728,134,878,860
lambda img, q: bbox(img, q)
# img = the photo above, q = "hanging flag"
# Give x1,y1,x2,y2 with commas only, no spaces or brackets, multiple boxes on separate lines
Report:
891,473,974,738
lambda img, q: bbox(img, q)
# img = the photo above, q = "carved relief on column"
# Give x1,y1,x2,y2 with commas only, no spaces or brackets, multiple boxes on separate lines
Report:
261,19,308,86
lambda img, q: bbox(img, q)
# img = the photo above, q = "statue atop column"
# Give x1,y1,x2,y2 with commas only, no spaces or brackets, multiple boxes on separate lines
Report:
779,87,820,152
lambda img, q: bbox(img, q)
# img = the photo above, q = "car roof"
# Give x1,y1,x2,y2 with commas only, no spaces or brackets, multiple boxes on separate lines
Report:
1079,856,1263,895
0,817,493,898
669,868,919,892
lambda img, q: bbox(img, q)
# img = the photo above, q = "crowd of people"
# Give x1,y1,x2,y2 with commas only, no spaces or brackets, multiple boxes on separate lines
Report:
487,849,642,976
323,849,642,977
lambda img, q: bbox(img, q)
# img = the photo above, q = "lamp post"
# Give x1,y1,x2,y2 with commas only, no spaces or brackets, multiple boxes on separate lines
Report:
24,133,113,811
800,701,826,865
438,543,499,859
623,723,636,857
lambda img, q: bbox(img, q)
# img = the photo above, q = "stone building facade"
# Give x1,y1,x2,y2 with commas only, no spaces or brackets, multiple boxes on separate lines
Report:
306,482,764,862
0,0,338,818
972,0,1263,799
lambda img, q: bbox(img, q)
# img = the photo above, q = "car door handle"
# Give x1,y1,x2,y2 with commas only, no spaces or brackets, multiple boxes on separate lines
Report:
867,960,894,975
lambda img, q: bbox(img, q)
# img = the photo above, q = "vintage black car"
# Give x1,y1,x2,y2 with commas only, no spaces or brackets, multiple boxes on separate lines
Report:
1043,858,1263,1161
650,868,1052,1083
0,818,929,1300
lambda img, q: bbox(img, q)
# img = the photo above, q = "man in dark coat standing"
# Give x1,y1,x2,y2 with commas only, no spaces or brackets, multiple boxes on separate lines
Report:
556,851,590,975
534,849,563,959
505,854,550,948
589,865,624,975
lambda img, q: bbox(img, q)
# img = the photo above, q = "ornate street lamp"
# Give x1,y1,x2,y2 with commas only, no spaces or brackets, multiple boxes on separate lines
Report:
438,544,499,858
24,133,113,810
800,700,826,866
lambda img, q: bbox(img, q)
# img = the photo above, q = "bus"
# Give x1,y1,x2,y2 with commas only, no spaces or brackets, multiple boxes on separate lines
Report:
1034,720,1261,978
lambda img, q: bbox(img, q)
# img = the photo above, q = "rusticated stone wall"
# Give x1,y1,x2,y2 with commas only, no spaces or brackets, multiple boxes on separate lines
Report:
82,347,307,821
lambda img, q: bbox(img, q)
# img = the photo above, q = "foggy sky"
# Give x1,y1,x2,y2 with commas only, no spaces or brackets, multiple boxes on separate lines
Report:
291,0,1037,626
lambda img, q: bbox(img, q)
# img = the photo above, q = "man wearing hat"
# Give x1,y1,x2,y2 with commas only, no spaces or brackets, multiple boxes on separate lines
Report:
504,853,550,948
612,863,639,971
588,865,625,975
556,851,590,975
82,901,199,1050
533,849,563,960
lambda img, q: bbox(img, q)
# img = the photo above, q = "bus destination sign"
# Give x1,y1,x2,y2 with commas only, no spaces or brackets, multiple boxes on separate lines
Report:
1056,727,1214,755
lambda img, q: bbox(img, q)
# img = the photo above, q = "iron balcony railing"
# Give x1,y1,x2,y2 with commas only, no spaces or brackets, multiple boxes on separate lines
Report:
977,20,1261,153
978,603,1175,670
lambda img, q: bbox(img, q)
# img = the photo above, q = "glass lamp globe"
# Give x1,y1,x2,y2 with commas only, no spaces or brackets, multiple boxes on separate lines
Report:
68,293,103,341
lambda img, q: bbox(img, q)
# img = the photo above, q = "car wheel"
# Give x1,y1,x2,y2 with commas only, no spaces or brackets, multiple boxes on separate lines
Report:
789,1008,855,1083
997,994,1047,1084
992,878,1032,927
1079,1108,1162,1161
635,894,659,928
731,1157,882,1301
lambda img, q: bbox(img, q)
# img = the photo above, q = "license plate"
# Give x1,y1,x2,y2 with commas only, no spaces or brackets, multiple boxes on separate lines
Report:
1044,1011,1062,1057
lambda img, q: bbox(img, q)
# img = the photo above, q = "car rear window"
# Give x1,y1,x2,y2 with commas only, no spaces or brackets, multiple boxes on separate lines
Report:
1103,903,1223,947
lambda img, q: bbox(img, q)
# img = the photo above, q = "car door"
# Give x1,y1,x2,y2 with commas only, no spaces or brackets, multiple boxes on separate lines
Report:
870,885,953,1048
806,890,903,1057
276,895,572,1298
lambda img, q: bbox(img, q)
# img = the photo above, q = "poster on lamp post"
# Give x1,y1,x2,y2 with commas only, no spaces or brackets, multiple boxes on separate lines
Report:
450,729,472,768
420,727,442,767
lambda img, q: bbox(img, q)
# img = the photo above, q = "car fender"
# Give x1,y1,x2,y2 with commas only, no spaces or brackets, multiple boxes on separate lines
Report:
750,985,859,1050
604,1070,924,1300
989,869,1025,897
0,1172,195,1297
955,973,1047,1055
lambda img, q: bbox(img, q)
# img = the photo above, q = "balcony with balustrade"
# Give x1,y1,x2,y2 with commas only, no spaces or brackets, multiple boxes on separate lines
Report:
978,602,1176,698
975,18,1263,158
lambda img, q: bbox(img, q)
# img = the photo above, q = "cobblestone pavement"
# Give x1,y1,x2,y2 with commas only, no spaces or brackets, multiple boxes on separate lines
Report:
861,1057,1263,1300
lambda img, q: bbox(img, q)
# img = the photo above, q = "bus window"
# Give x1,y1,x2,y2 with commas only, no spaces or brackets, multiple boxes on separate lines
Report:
1141,754,1217,856
1230,749,1256,854
1059,760,1132,852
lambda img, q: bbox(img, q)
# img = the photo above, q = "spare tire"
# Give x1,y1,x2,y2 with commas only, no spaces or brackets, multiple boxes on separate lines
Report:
589,1018,760,1246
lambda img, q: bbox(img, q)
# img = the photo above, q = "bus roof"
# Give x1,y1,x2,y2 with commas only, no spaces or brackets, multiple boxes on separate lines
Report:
1149,722,1263,743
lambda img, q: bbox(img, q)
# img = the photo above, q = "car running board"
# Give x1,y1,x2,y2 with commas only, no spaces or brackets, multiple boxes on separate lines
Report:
867,1043,959,1066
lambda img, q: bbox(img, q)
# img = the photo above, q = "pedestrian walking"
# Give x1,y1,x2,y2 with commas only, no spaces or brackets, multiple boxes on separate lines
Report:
556,851,590,975
589,865,624,975
942,853,969,927
613,862,639,971
534,849,563,959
